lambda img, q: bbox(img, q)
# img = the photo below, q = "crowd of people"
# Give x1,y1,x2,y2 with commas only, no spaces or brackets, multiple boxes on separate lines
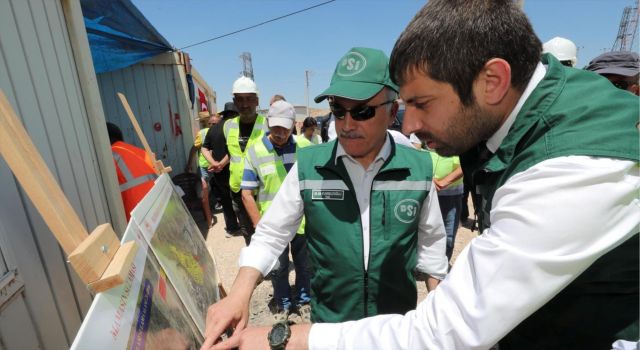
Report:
109,0,638,349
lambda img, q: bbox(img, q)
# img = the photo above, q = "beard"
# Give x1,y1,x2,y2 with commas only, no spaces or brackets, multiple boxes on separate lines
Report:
417,101,503,157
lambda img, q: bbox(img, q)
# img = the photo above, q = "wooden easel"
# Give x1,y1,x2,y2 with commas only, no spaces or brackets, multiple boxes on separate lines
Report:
0,90,137,294
116,92,172,175
118,92,229,299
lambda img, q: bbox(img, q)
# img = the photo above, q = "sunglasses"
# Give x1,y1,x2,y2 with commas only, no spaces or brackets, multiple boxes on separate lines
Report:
330,100,395,121
610,80,630,90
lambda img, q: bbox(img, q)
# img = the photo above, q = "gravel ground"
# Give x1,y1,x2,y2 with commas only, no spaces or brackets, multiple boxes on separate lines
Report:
200,201,477,327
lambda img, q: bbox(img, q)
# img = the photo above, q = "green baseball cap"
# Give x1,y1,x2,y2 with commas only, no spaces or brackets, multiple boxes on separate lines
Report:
314,47,399,103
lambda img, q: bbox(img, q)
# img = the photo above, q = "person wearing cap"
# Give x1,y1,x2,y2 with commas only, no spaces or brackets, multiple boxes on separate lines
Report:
201,47,447,349
585,51,640,96
240,100,313,323
202,1,638,349
202,102,242,237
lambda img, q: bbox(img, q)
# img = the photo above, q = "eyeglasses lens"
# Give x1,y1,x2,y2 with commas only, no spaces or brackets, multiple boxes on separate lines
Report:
330,104,376,121
611,80,629,90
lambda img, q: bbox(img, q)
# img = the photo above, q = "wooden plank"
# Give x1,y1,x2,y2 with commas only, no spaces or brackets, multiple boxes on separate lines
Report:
67,223,119,283
0,4,70,346
88,240,138,294
132,64,161,159
117,92,162,174
25,0,86,337
50,0,100,317
0,94,87,257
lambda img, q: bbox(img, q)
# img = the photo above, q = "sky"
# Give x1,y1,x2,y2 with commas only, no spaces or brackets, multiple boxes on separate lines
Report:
132,0,639,112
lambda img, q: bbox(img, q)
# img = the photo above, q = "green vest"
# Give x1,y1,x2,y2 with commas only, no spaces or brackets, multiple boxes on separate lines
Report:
465,54,639,349
246,136,312,234
297,139,434,322
223,115,267,192
197,128,210,168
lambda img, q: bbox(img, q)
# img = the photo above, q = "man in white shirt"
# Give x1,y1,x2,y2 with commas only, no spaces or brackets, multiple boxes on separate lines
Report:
201,47,447,350
201,0,639,349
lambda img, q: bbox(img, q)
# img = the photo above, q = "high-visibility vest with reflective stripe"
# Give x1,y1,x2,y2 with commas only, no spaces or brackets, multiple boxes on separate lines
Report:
246,136,311,233
111,142,158,221
224,115,267,192
197,128,210,168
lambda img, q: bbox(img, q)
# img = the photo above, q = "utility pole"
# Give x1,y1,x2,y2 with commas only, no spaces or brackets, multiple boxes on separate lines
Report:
305,70,311,118
240,52,254,80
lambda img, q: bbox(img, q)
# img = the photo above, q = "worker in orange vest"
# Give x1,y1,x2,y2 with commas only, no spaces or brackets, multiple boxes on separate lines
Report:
107,122,157,221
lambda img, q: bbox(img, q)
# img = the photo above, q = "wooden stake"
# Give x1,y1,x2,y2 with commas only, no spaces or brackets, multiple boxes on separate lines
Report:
0,90,136,293
117,92,170,174
0,90,87,254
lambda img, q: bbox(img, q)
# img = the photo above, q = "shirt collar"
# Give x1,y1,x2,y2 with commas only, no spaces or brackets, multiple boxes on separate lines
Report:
486,62,546,153
262,132,296,152
334,132,392,166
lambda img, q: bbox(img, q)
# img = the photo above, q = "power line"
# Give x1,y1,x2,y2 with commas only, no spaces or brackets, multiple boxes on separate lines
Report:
179,0,336,50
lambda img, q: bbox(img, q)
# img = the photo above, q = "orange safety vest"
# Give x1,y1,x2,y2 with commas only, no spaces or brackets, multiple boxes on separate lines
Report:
111,141,157,221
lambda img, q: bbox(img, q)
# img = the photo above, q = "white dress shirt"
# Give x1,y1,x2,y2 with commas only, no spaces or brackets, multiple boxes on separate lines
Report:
307,63,640,349
239,134,448,280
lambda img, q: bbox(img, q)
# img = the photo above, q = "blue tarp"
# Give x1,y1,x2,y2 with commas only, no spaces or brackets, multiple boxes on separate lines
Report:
80,0,173,74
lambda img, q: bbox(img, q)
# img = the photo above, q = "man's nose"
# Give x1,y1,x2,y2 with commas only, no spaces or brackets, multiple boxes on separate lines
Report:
342,112,357,131
401,107,420,135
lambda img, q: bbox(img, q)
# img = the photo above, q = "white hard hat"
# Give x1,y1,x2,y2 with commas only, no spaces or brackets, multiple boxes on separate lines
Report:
543,37,577,67
232,76,258,94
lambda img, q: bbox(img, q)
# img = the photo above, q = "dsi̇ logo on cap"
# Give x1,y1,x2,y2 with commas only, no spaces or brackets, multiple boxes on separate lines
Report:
337,52,367,77
394,199,420,223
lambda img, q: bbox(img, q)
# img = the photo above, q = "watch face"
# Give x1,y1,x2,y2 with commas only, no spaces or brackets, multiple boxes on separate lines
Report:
269,323,288,345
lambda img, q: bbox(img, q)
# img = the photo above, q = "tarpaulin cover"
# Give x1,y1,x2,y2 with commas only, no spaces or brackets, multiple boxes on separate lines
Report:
80,0,173,74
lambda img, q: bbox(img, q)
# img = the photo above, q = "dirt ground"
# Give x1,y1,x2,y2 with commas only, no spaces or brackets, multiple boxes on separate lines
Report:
198,199,477,327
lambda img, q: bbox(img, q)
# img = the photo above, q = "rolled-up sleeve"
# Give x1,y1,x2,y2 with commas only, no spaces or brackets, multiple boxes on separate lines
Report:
238,163,304,275
415,188,448,280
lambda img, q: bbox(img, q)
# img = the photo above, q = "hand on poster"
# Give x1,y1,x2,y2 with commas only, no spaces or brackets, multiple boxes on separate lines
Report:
200,293,250,350
201,267,263,349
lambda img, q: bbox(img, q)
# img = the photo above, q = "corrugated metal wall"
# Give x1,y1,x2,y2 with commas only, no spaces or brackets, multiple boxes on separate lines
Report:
0,0,111,348
97,54,193,173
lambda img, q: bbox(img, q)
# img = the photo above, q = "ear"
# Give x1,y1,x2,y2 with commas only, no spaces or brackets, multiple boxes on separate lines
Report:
629,83,640,96
477,58,512,106
388,101,399,127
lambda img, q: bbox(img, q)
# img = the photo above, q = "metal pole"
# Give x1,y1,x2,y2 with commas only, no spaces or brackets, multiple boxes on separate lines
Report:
305,70,310,118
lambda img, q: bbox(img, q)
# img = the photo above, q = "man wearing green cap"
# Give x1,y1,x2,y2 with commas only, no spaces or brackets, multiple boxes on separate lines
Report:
201,47,447,349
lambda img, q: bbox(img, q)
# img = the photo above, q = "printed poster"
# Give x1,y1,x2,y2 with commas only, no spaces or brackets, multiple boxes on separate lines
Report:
72,174,220,349
131,173,220,335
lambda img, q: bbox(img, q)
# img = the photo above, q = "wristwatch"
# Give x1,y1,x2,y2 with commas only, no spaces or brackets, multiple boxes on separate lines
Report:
267,321,292,350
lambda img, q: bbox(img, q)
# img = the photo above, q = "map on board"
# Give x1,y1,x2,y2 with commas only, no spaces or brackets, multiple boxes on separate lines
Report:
72,174,220,349
131,173,220,335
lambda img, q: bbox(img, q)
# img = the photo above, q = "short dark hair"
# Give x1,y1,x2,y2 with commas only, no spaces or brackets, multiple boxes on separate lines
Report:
302,117,316,130
390,0,541,106
106,122,123,144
